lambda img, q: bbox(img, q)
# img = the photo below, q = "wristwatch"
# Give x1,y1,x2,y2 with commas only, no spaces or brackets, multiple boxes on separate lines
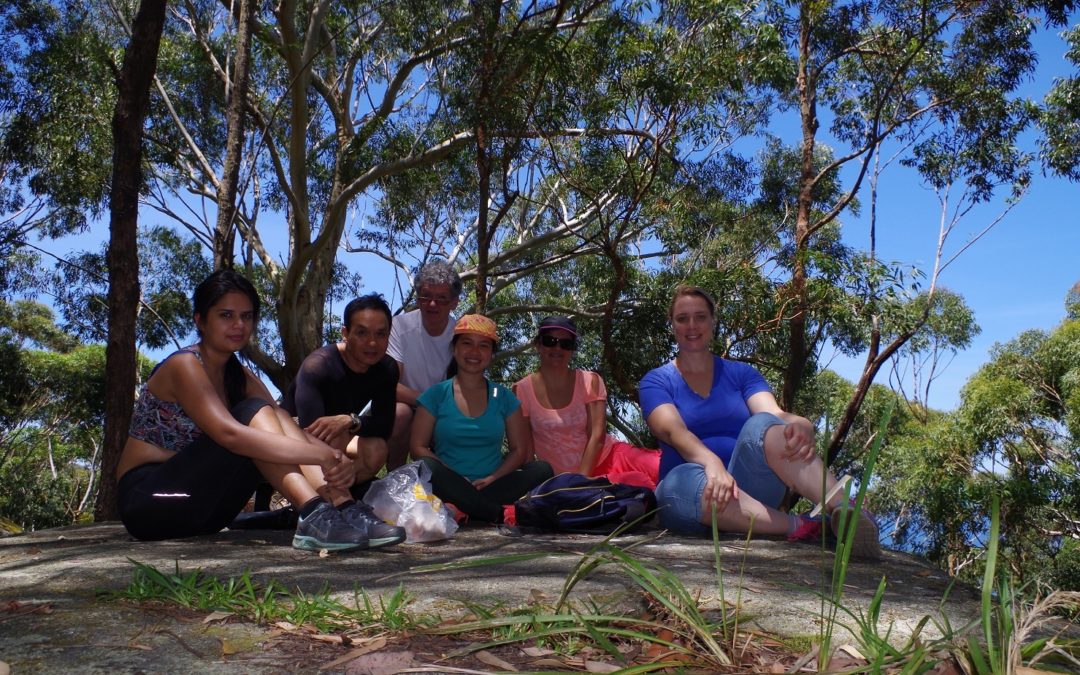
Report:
348,412,363,435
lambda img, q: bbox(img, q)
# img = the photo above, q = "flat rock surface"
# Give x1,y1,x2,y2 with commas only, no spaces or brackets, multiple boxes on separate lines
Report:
0,522,979,673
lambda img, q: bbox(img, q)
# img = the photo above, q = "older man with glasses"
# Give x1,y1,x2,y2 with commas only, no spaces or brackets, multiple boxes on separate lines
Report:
386,259,462,470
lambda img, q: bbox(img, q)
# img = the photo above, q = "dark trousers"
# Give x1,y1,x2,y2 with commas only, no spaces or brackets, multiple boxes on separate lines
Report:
118,398,270,540
419,457,553,522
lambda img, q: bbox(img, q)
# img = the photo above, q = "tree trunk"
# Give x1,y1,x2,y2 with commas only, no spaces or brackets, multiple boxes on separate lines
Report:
782,6,817,412
214,0,255,268
95,0,168,521
471,0,502,313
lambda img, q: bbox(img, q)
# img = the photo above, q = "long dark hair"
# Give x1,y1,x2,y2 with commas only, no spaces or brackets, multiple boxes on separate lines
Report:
193,269,261,407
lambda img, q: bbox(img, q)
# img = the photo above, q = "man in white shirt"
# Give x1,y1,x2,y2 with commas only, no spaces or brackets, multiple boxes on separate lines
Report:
386,260,462,469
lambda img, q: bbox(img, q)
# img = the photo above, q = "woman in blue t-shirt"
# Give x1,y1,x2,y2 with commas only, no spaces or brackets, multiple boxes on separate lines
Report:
410,314,553,523
639,285,879,558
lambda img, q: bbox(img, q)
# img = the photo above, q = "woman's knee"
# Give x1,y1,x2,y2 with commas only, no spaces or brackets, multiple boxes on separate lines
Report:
655,463,709,534
737,413,785,454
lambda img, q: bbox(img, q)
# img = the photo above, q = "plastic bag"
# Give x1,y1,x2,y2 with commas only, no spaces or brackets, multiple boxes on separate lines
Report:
362,462,458,543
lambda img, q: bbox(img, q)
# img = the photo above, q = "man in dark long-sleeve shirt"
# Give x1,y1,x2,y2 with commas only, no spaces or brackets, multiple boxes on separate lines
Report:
282,294,398,485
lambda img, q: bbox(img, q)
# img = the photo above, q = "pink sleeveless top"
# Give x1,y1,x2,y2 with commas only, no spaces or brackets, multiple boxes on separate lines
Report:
514,370,614,474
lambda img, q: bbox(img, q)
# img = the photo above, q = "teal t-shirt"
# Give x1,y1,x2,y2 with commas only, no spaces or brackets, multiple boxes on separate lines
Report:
416,378,521,481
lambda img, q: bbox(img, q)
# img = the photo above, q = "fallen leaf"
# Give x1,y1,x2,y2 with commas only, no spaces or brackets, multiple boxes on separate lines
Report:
475,650,519,671
319,549,330,558
521,646,556,657
530,658,568,668
584,660,622,673
837,644,867,660
311,634,345,645
319,636,387,670
203,611,234,624
343,650,416,675
917,569,934,577
826,651,866,671
275,621,299,632
925,657,965,675
769,664,786,673
529,588,547,602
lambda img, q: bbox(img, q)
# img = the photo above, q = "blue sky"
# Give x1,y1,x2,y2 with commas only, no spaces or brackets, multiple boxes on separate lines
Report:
824,25,1079,410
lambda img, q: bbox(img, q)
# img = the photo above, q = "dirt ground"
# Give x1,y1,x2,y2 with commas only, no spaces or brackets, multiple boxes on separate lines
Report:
0,521,987,673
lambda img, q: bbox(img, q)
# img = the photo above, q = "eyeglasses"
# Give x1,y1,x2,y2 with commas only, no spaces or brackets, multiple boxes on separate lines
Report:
539,334,577,350
417,295,453,307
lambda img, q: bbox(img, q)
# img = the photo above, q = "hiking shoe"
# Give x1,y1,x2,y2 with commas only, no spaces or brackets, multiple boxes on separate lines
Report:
787,515,823,543
292,501,369,552
829,501,882,561
339,501,406,548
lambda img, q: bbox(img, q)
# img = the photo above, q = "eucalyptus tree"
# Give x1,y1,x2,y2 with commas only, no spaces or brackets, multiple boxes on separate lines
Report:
722,0,1072,474
0,302,153,530
1041,25,1080,180
432,0,784,399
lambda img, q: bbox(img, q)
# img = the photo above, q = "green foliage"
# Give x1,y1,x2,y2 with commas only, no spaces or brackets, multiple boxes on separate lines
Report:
1040,25,1080,181
48,226,211,349
0,1,118,232
0,340,108,530
0,304,154,530
859,305,1080,590
1050,539,1080,592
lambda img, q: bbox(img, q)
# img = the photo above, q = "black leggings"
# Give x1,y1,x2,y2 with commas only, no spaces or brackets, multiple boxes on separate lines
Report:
419,456,553,522
118,398,270,540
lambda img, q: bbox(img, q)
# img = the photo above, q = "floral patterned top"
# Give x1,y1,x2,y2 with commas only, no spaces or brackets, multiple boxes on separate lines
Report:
128,346,204,452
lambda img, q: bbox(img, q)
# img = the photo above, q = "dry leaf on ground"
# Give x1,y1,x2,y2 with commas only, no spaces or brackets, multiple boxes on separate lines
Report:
202,611,233,624
318,636,388,670
476,649,519,671
521,646,556,657
343,650,417,675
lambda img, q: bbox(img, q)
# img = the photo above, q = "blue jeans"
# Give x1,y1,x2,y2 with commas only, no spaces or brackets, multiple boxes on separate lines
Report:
655,412,787,535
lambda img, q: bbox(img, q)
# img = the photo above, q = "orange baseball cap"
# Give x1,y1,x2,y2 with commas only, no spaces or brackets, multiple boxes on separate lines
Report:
453,314,498,343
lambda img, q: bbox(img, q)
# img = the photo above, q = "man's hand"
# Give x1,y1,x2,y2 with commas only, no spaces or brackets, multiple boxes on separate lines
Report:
306,414,352,449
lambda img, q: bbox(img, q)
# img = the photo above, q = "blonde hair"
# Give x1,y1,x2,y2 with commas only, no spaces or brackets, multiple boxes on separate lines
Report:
668,284,716,319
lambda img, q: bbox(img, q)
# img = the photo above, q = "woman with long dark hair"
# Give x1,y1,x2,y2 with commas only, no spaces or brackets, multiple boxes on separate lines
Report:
116,270,405,551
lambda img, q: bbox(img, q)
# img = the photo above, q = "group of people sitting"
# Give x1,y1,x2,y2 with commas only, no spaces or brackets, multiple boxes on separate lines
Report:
116,262,879,558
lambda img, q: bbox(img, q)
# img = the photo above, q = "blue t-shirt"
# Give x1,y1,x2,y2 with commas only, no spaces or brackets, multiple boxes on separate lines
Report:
416,378,521,481
638,356,771,479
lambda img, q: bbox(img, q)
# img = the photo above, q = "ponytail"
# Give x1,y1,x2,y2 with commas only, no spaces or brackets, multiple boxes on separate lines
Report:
225,353,247,407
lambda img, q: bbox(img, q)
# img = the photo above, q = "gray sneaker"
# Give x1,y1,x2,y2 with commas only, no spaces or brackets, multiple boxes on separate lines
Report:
829,501,882,561
292,501,369,552
340,501,406,548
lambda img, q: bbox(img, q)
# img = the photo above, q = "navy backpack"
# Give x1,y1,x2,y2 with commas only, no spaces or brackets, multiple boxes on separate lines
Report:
513,473,657,534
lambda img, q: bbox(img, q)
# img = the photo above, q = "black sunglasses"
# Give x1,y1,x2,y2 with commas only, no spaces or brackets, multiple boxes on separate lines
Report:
539,334,577,350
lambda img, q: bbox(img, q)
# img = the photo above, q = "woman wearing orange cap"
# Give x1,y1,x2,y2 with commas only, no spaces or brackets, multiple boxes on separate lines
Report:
410,314,553,523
